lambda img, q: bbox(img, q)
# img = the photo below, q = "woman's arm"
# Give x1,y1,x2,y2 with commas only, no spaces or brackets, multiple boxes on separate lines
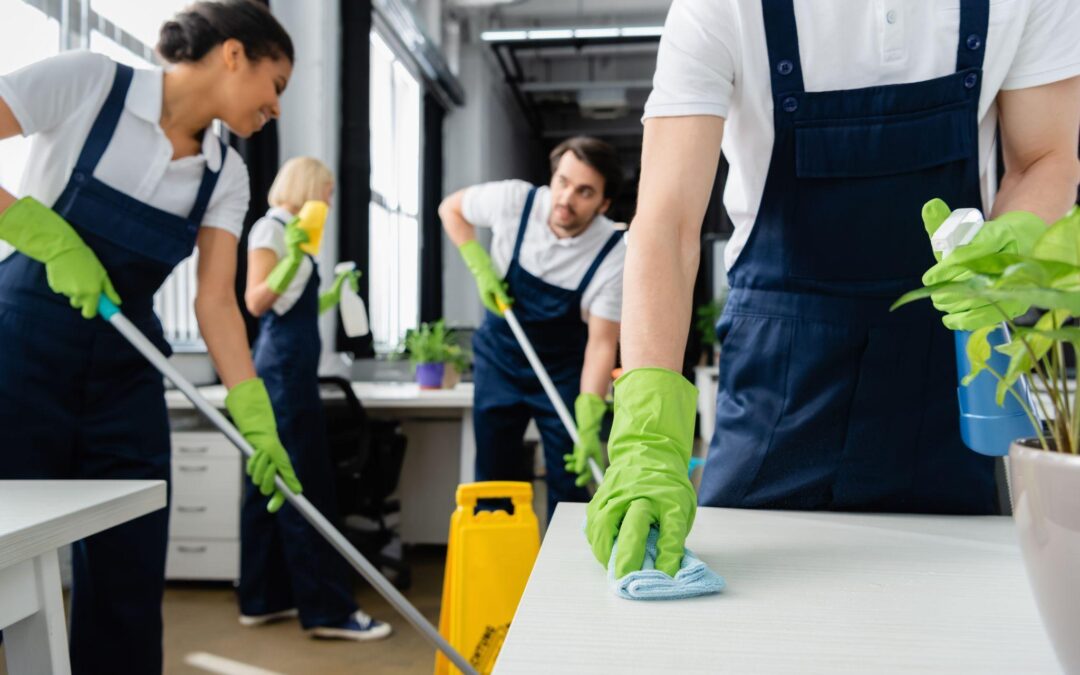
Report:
244,247,281,317
195,227,256,388
0,97,23,213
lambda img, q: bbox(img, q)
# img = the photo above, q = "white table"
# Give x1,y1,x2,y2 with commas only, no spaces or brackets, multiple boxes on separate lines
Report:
0,481,166,675
496,503,1058,674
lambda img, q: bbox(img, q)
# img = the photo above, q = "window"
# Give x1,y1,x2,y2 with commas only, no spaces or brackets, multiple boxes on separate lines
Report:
369,30,422,353
3,1,211,351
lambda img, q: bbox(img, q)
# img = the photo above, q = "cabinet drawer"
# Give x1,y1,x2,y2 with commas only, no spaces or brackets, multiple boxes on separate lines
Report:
165,539,239,581
171,432,238,460
170,457,241,539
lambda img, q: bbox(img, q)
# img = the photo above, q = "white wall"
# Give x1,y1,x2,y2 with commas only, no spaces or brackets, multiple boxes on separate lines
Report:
441,41,545,328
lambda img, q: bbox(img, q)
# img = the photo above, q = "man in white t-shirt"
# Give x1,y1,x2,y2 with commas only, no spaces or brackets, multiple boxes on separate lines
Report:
440,137,626,517
586,0,1080,579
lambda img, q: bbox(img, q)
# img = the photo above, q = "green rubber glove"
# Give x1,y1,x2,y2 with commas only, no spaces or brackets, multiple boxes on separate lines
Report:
585,368,698,578
266,218,309,294
921,199,1046,331
563,392,607,487
319,268,361,315
458,240,512,316
0,197,121,318
225,378,303,513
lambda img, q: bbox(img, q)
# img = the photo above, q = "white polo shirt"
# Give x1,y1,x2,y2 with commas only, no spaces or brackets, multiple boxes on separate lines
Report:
644,0,1080,271
0,50,250,239
248,206,315,316
462,179,625,323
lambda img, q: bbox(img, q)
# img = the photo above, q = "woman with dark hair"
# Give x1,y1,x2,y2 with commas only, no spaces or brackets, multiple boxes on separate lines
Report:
0,2,301,672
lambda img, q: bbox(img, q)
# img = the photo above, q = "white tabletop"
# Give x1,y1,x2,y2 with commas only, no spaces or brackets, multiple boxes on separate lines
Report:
165,381,474,411
0,481,166,569
496,503,1058,674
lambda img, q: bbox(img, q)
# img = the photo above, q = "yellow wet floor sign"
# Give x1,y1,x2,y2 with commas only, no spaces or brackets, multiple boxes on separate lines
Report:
435,482,540,675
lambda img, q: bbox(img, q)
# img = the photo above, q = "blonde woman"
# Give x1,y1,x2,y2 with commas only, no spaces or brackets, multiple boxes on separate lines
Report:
241,157,389,640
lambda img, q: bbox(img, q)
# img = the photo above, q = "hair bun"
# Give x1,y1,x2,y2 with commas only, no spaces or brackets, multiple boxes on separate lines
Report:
156,20,190,63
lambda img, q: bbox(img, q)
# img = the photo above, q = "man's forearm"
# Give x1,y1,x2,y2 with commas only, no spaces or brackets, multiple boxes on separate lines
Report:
992,151,1080,222
581,335,617,398
439,191,476,247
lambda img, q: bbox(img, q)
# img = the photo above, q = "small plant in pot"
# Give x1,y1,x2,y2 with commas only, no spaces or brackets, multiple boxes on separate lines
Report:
894,205,1079,672
404,320,468,390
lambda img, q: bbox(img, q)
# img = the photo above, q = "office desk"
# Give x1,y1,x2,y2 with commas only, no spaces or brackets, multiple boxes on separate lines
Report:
496,503,1057,674
166,382,478,543
0,481,166,675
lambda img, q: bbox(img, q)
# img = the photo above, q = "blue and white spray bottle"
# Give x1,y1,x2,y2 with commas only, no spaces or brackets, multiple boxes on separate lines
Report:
931,208,1039,456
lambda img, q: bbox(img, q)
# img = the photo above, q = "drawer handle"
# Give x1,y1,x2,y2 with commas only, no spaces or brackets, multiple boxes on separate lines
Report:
177,465,209,473
177,545,207,554
178,446,210,454
176,506,207,514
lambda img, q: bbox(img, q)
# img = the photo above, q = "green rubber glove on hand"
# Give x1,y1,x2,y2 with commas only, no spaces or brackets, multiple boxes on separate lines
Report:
0,197,120,318
564,392,607,487
266,218,309,294
921,198,1046,331
319,268,361,315
225,378,303,513
458,240,512,316
586,368,698,578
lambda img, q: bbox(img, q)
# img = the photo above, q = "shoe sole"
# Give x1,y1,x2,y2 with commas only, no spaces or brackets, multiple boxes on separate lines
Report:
239,609,299,627
308,624,393,641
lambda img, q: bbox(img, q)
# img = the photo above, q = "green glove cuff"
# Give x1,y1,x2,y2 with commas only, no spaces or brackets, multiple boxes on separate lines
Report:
458,240,494,274
225,378,278,435
609,368,698,468
575,392,608,436
266,251,304,294
0,197,85,263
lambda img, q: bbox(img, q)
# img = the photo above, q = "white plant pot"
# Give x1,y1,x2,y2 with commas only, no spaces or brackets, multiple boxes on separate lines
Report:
1008,440,1080,673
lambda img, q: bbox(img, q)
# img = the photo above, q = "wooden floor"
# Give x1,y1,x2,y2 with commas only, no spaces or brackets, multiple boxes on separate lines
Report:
1,547,447,675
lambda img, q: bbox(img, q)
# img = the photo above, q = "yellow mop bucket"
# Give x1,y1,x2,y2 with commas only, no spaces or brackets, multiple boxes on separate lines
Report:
435,482,540,675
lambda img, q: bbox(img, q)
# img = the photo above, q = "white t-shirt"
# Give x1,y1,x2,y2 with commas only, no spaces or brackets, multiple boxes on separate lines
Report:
462,179,625,323
0,51,250,239
248,206,315,316
644,0,1080,271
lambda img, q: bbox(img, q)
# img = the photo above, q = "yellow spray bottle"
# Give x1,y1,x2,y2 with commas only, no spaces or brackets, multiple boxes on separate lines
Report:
296,200,328,255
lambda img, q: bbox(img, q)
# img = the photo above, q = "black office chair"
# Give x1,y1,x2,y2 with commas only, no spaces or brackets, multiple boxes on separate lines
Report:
319,376,411,589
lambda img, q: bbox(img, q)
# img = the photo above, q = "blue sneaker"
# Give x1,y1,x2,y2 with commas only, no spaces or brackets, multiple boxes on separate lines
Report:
309,610,392,641
239,608,298,627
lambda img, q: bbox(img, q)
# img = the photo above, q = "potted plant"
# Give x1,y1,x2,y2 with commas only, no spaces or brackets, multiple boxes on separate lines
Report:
404,320,468,390
894,206,1079,671
696,289,728,365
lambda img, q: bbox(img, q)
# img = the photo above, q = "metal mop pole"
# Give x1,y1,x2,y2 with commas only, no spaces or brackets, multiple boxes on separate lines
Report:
499,304,605,486
97,298,478,675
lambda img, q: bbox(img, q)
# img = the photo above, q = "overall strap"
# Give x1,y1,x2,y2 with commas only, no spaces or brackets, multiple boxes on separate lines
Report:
72,63,134,175
187,138,227,223
955,0,990,72
576,230,624,293
761,0,806,98
511,187,538,264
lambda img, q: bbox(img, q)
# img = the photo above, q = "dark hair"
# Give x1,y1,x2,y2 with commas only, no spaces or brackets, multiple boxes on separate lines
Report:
157,1,294,65
549,136,623,200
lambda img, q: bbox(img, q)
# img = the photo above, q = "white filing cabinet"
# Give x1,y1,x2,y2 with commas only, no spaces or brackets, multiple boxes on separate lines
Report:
166,431,242,581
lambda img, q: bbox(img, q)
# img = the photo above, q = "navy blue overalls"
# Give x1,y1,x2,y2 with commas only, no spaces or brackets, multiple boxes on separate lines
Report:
0,63,223,674
240,214,356,628
698,0,997,514
472,187,623,518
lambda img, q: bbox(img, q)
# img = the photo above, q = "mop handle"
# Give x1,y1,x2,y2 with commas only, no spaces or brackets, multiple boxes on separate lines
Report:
499,304,605,486
96,297,479,675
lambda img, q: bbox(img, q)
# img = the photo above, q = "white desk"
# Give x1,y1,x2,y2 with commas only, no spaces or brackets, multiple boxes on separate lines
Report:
166,382,478,544
497,503,1058,674
0,480,166,675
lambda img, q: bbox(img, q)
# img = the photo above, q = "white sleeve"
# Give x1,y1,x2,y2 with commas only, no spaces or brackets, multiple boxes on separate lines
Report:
1001,0,1080,90
247,217,285,258
586,239,625,323
0,51,112,137
461,179,533,232
201,146,250,239
642,0,738,121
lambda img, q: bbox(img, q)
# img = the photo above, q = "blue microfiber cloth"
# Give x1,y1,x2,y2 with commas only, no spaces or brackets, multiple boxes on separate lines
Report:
608,527,725,601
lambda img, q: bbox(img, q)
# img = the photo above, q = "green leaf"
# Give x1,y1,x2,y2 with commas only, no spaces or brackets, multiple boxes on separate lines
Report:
954,252,1028,276
961,325,996,386
1033,205,1080,266
991,310,1070,405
